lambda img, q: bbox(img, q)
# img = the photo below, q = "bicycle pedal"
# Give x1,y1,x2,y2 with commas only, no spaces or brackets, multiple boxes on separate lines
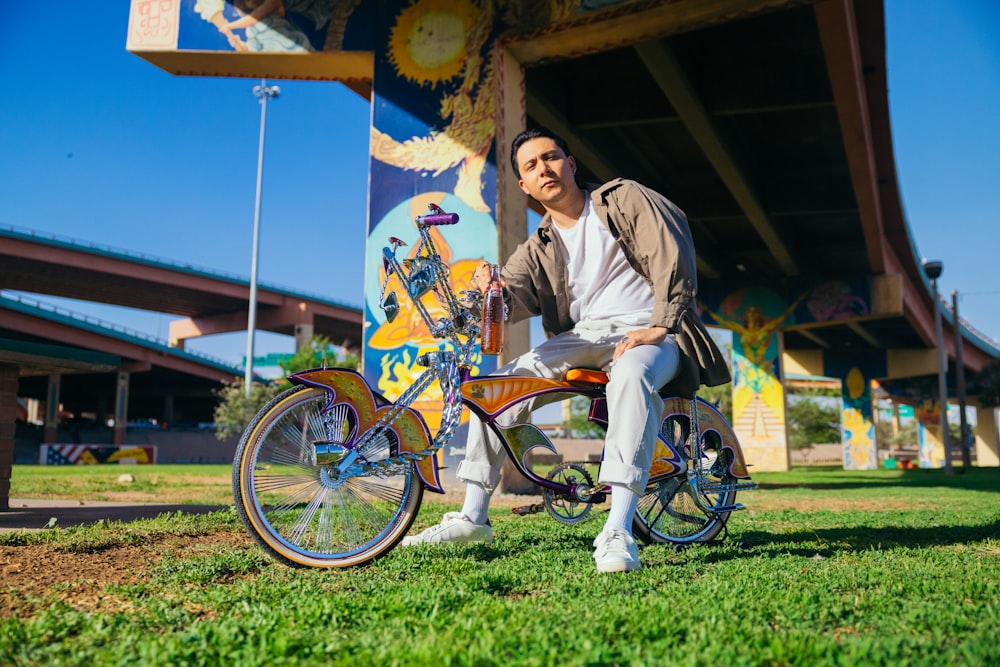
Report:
700,481,758,493
511,503,545,516
712,503,745,513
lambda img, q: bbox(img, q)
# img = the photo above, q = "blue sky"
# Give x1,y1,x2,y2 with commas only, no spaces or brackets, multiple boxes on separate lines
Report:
1,0,999,371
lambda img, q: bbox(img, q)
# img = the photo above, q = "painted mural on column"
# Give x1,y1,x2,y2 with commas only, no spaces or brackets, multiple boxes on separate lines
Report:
824,348,884,470
877,375,949,468
362,0,635,426
131,1,368,53
701,287,804,471
839,368,876,469
363,1,508,429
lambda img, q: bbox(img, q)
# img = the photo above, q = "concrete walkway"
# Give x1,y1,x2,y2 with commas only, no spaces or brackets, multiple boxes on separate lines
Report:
0,499,225,533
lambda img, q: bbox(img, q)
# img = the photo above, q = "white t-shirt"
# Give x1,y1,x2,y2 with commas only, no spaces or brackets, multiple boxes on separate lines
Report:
551,199,655,325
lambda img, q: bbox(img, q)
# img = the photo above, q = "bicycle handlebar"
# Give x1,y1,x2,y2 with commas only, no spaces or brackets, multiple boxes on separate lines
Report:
417,212,460,226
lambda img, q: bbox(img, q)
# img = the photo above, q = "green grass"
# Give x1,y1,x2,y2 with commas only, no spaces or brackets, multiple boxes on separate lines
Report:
2,466,998,666
7,463,235,505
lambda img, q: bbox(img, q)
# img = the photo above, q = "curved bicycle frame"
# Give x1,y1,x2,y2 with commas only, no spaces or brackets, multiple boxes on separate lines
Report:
461,374,752,496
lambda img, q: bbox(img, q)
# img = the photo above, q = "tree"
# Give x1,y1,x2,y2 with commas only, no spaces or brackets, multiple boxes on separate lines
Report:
213,335,359,440
212,378,283,440
786,395,841,450
565,396,605,439
977,359,1000,407
698,383,732,421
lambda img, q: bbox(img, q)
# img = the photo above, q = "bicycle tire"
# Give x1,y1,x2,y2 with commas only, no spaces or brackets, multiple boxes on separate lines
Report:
233,385,423,568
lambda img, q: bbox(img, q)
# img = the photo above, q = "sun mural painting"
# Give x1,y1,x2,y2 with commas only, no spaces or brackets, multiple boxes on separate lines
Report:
372,0,497,213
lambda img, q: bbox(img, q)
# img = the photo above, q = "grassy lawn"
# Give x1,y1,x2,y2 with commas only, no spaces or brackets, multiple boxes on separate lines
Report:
7,464,236,505
1,465,998,666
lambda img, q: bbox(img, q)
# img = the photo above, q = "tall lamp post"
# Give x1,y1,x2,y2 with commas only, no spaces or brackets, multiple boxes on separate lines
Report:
923,259,952,475
245,79,280,397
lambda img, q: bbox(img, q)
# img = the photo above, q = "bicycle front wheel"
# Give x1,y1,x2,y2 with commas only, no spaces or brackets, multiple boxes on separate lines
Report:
233,385,423,568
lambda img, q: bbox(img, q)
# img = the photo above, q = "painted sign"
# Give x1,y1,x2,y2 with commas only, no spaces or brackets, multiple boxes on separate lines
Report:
40,445,157,465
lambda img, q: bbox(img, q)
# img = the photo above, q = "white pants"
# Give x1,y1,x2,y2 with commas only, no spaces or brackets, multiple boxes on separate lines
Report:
456,321,681,495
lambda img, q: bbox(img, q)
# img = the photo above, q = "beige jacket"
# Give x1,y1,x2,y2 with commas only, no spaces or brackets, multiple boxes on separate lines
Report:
501,178,731,398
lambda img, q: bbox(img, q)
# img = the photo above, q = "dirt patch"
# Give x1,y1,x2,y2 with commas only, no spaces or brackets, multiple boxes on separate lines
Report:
0,533,247,618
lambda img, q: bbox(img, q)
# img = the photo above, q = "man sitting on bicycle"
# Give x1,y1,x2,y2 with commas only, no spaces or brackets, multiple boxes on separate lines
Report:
402,127,730,572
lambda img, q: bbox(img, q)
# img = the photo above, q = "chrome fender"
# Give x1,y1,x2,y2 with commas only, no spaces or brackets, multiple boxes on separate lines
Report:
290,368,444,494
660,396,751,479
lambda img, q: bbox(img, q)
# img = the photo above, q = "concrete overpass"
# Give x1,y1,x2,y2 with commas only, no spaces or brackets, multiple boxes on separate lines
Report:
0,226,363,351
0,227,364,509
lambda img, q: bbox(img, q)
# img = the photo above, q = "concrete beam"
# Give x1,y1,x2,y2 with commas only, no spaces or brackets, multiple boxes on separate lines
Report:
886,349,938,379
814,0,886,273
633,39,798,276
783,349,825,377
505,0,810,66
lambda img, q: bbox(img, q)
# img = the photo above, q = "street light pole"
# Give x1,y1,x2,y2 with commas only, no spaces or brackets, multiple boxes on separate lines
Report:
924,260,952,475
245,79,280,397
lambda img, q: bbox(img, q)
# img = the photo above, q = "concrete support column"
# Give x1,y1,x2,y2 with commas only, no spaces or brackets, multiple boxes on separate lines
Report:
704,290,798,472
494,44,533,494
114,370,130,445
725,341,789,471
0,364,18,510
294,323,314,351
495,45,529,365
164,394,175,426
974,405,1000,467
44,374,61,444
821,348,886,470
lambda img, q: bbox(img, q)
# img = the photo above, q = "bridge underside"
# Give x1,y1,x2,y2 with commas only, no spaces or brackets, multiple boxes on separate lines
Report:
119,0,999,392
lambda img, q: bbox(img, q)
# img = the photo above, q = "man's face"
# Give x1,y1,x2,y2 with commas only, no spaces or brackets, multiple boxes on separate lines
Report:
516,137,578,206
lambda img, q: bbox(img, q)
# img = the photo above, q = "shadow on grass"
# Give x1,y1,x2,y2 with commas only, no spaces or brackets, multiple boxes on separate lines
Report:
728,519,1000,559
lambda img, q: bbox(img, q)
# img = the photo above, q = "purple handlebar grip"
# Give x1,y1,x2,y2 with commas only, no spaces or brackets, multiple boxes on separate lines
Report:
419,212,459,226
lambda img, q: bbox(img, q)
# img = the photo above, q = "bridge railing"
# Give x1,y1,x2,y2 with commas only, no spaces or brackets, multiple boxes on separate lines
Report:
939,293,1000,355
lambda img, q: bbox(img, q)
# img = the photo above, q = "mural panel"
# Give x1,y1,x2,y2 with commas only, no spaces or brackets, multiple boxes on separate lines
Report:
363,1,507,432
41,445,157,465
825,348,885,470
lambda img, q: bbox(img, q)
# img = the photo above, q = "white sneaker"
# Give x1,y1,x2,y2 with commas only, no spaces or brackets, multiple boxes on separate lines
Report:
401,512,493,546
593,529,642,573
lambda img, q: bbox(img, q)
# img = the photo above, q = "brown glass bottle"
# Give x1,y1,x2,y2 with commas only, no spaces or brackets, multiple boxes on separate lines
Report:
480,264,505,356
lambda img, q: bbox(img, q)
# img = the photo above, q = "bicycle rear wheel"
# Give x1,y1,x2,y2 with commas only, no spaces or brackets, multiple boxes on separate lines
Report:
233,385,423,568
632,410,738,546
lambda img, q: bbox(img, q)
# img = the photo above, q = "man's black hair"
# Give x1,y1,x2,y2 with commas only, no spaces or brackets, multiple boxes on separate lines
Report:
510,127,573,178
